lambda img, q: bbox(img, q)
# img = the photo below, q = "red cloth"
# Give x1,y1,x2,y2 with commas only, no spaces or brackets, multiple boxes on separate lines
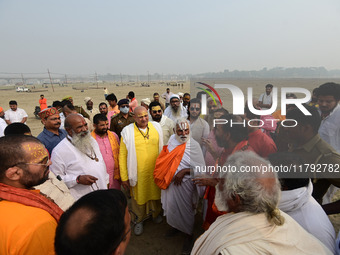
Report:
0,183,63,221
248,129,277,158
154,144,186,190
203,140,254,230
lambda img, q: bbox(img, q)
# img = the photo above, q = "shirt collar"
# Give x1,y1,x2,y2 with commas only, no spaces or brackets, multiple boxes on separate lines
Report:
43,127,63,137
300,134,321,152
318,103,340,119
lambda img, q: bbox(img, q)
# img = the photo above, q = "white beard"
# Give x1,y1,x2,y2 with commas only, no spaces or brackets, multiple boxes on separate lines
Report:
72,130,94,155
175,134,189,144
171,107,181,116
214,188,229,212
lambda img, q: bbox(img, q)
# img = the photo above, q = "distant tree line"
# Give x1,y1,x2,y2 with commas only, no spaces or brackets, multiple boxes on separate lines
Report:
195,67,340,79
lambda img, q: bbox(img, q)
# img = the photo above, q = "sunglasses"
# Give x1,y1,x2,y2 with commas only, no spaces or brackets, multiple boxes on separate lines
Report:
152,110,162,114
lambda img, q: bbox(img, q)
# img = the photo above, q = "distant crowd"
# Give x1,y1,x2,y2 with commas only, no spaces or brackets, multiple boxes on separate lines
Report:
0,83,340,255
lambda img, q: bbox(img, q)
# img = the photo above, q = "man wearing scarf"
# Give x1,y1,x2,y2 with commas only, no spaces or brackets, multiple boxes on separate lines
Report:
154,118,205,254
0,135,63,255
119,106,163,236
92,114,120,190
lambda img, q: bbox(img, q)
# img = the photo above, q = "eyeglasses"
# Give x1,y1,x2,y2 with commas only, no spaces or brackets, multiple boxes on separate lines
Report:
190,107,200,111
152,110,162,114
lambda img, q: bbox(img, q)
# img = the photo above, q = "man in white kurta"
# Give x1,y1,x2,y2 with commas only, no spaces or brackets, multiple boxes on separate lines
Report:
163,94,188,122
192,151,332,255
5,101,28,124
50,114,108,201
257,84,273,110
317,83,340,153
0,107,6,137
0,117,6,137
188,98,210,148
149,101,175,145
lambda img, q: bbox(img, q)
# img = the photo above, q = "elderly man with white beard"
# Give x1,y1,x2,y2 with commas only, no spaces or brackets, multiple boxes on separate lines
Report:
154,118,205,254
50,114,109,200
163,94,188,122
191,151,333,255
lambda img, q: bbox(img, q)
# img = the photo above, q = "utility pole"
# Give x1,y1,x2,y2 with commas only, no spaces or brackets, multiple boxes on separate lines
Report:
95,72,98,89
120,73,123,86
21,73,25,86
47,69,55,92
64,74,68,85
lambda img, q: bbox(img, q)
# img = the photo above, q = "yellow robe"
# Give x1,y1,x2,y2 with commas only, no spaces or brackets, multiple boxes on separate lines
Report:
119,123,161,205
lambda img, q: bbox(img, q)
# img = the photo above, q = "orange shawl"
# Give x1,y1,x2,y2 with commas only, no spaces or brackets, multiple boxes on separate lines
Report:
91,131,120,179
154,143,186,190
0,183,63,221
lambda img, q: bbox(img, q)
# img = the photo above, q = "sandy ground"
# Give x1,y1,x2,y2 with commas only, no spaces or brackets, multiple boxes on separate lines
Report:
0,78,339,254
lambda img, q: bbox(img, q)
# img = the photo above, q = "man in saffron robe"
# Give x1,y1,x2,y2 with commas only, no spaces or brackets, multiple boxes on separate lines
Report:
0,135,63,255
92,114,120,190
39,94,47,110
119,106,163,236
154,118,205,254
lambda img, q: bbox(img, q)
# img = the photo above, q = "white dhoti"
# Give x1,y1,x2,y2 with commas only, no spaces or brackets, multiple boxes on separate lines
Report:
161,135,205,235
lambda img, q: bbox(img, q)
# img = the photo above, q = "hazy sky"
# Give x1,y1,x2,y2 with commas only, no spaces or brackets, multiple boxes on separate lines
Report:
1,0,340,75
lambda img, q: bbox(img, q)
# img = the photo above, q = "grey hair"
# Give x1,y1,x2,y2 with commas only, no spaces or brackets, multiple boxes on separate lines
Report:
219,151,284,226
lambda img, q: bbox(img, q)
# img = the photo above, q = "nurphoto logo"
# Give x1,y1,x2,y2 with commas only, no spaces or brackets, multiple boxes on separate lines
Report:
192,81,312,129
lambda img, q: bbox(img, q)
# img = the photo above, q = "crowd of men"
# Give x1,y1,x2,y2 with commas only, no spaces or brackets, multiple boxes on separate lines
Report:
0,84,340,254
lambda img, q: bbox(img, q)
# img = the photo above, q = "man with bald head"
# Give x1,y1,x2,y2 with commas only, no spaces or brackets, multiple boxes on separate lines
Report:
50,114,109,200
119,106,163,235
55,189,131,255
192,151,332,255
